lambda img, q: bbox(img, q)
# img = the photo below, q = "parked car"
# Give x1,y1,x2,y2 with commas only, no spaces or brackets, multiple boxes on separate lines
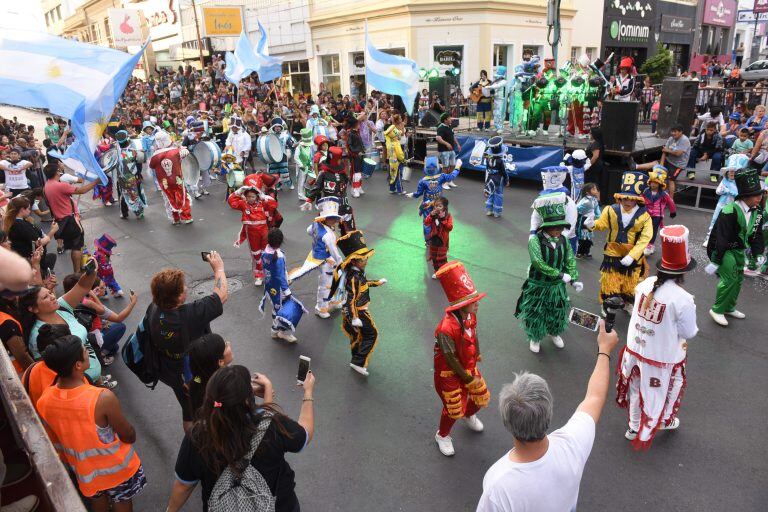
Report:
740,60,768,83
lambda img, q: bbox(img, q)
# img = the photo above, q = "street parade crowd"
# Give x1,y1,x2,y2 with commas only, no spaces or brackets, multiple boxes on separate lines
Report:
0,50,766,512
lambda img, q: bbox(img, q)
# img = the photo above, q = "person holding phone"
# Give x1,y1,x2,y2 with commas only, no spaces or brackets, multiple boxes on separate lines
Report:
167,365,315,512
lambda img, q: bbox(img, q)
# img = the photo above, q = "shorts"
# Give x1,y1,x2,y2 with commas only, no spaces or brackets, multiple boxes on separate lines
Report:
438,151,456,168
55,216,85,251
92,465,147,503
667,166,684,181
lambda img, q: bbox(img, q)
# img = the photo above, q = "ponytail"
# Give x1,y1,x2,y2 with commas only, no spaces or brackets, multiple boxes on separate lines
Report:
3,196,31,234
640,271,682,314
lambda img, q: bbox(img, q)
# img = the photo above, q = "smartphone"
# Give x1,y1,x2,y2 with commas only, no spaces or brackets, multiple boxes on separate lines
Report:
569,307,600,332
297,355,311,385
201,251,211,262
84,258,96,274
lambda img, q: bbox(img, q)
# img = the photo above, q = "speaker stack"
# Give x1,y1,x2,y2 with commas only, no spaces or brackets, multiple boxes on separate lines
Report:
656,79,698,137
602,100,640,153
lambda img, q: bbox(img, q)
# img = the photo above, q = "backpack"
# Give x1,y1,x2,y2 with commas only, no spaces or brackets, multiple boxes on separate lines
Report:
121,304,162,389
208,415,276,512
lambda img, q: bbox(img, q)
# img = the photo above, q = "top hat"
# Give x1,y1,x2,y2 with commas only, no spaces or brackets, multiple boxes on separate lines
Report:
570,149,588,167
648,166,668,189
540,166,568,191
310,104,320,116
313,134,329,148
487,136,504,155
734,167,764,199
327,146,344,169
494,65,507,78
315,197,342,222
424,155,439,176
619,57,633,69
300,127,313,145
142,120,155,132
336,230,374,269
533,193,571,230
95,234,117,254
657,225,697,274
436,261,486,312
614,171,648,203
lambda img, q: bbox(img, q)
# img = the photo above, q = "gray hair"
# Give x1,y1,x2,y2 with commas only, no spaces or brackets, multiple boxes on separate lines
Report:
498,372,553,442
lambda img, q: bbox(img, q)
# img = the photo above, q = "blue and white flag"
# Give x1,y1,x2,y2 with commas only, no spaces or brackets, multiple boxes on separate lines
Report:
364,25,419,115
0,29,146,184
225,24,283,86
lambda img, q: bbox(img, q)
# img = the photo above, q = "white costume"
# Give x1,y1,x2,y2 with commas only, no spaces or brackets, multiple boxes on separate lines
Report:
530,167,578,242
225,128,252,165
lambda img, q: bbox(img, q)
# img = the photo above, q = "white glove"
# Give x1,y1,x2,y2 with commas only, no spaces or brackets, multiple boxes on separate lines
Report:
757,255,767,266
284,289,292,297
620,255,635,267
561,273,572,283
179,147,190,159
300,201,313,212
705,262,719,275
455,158,463,170
235,186,248,196
378,278,388,285
584,217,595,229
351,317,363,328
406,193,414,198
572,281,584,293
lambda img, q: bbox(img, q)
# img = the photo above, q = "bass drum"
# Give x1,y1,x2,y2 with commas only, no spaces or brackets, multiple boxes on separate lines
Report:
226,169,245,189
129,138,146,163
469,139,487,167
181,154,201,188
257,133,283,164
193,141,222,171
99,148,119,172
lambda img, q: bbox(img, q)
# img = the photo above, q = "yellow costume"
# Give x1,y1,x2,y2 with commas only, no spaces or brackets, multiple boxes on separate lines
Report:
384,125,405,193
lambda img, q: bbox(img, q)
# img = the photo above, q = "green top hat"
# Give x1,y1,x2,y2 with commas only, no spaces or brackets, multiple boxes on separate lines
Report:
533,193,571,229
300,127,313,145
734,167,764,199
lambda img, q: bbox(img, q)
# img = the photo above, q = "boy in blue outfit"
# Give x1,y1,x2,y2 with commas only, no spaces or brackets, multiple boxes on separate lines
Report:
483,136,513,217
408,156,459,241
260,228,307,343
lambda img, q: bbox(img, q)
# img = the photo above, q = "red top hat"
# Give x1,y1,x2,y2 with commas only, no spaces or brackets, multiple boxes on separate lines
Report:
657,225,697,274
619,57,633,70
436,261,487,312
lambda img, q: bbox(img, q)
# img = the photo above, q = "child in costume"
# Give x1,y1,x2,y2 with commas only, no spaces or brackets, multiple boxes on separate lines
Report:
384,122,406,194
563,149,591,201
516,194,583,353
530,166,578,252
294,127,314,201
227,185,278,286
706,167,766,326
482,136,512,217
260,228,306,343
424,197,453,278
590,171,653,306
330,230,387,377
433,261,490,457
93,234,123,297
266,118,296,191
304,146,355,234
575,183,601,258
705,166,739,247
642,166,677,256
408,156,458,241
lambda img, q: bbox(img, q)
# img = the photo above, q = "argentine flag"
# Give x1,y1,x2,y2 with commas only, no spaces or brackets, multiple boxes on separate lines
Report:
0,30,146,184
365,27,419,115
225,23,283,86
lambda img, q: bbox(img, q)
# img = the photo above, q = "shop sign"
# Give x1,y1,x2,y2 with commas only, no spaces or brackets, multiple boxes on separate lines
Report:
754,0,768,14
609,19,651,43
606,0,655,19
108,9,143,47
738,10,768,22
202,6,243,37
661,14,692,34
147,0,178,27
434,45,462,67
703,0,736,27
353,53,365,68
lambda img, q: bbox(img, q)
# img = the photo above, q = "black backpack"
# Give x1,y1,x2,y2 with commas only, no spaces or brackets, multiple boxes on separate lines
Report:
121,304,162,389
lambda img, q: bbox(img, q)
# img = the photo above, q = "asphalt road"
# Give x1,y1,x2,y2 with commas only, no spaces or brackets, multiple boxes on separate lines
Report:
5,106,767,512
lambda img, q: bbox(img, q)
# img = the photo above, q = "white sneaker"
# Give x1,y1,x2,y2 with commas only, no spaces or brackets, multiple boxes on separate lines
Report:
350,363,369,376
743,267,760,277
493,213,501,218
625,428,638,441
1,495,39,512
449,182,458,188
434,431,455,456
276,331,298,343
643,245,655,256
659,417,680,431
315,306,330,319
464,414,484,432
254,278,263,286
442,183,451,190
709,309,728,326
290,184,295,190
529,340,540,353
113,290,124,298
194,192,202,199
351,189,360,198
359,188,365,195
486,210,493,216
725,310,746,319
202,189,210,195
271,330,280,339
551,335,565,349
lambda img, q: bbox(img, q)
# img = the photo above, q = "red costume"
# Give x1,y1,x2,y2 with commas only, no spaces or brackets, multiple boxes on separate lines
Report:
424,211,453,272
433,262,490,438
227,189,278,280
243,172,283,226
149,147,192,224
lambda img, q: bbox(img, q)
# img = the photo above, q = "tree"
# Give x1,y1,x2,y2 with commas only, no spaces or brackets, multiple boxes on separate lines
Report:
640,43,674,84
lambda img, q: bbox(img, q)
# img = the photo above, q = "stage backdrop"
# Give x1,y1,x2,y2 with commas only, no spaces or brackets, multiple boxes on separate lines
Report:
455,136,564,181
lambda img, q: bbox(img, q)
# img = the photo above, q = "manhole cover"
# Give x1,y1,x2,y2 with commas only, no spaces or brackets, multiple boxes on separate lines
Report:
189,277,244,297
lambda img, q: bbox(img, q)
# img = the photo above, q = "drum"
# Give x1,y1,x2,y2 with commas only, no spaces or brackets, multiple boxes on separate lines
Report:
469,139,487,167
181,154,201,188
257,133,283,164
193,141,221,171
226,168,245,189
362,158,377,178
99,148,119,171
275,295,308,332
129,139,145,163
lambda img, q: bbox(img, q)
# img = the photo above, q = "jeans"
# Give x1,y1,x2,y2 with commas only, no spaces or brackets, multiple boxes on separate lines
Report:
101,322,126,356
687,148,723,171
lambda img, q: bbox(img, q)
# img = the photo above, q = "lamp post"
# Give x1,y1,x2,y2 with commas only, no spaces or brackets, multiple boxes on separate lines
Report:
188,0,205,70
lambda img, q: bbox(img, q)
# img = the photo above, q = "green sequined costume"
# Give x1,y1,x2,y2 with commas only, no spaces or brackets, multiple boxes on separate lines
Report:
515,232,578,341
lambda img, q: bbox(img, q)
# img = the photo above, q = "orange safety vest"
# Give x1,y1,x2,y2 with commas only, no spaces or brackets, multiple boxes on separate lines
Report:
36,384,141,497
22,361,58,409
0,311,24,376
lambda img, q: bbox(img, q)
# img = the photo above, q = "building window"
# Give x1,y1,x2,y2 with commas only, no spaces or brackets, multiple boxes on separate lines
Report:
45,13,50,27
321,54,341,97
104,18,112,46
587,47,597,60
56,6,61,20
282,60,310,94
571,47,580,63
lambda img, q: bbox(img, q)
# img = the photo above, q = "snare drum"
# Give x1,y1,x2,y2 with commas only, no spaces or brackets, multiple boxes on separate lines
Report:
257,133,284,164
181,154,201,188
193,141,222,171
275,295,308,332
99,148,119,171
361,158,377,178
226,168,245,188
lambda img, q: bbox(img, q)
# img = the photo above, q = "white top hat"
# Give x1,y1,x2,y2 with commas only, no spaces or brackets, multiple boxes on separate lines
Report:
314,197,342,222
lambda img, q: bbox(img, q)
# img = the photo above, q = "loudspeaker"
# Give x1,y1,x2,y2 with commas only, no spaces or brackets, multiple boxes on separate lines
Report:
420,109,441,128
602,101,639,152
429,77,451,109
657,79,698,136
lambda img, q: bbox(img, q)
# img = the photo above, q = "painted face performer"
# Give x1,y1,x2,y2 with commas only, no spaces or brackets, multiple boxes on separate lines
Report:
705,167,766,326
484,66,508,133
113,130,147,219
148,130,193,225
433,261,490,457
266,118,296,191
616,225,698,450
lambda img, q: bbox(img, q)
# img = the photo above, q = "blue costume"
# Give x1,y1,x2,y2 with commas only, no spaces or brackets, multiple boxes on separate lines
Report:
485,66,508,132
482,137,513,217
260,246,306,335
268,118,297,190
705,154,746,245
409,156,458,240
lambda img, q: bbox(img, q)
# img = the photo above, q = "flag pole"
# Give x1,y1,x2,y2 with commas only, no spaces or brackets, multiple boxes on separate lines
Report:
191,0,206,70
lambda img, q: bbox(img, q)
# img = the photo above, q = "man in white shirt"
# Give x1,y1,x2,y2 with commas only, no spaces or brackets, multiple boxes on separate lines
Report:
477,321,619,512
0,149,32,196
225,121,252,165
